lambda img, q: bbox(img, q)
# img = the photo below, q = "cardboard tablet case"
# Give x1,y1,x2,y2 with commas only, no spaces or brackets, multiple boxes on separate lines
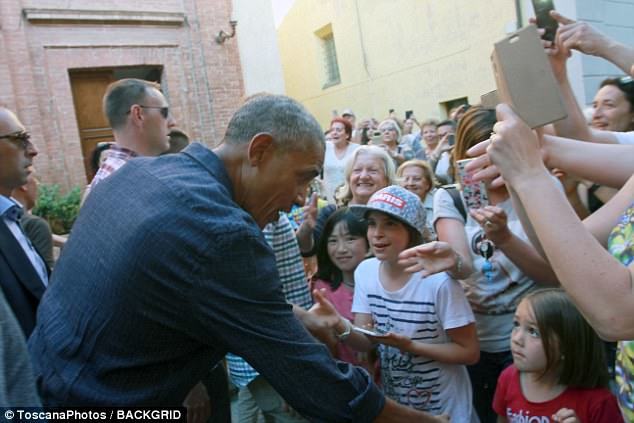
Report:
480,90,500,109
491,25,567,128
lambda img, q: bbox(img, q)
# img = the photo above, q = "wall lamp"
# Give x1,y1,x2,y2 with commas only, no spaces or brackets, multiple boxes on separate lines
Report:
215,20,237,44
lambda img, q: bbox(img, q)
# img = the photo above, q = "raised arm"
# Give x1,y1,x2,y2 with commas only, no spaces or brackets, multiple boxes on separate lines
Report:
546,12,629,144
553,11,634,75
465,132,634,258
295,193,318,254
543,134,634,187
487,104,634,341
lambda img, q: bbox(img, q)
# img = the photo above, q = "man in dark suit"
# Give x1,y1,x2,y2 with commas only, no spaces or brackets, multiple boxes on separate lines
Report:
0,107,48,337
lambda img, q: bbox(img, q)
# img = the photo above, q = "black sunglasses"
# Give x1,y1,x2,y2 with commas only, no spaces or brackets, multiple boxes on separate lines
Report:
140,105,169,119
128,105,169,119
0,130,32,149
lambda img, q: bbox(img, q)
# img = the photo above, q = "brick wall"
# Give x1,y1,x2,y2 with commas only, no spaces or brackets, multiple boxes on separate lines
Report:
0,0,245,190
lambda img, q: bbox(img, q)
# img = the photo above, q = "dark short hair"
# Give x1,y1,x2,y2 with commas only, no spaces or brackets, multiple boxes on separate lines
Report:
315,208,368,290
600,76,634,111
330,117,353,140
224,93,324,152
103,79,161,130
89,142,113,174
437,119,456,130
526,288,609,388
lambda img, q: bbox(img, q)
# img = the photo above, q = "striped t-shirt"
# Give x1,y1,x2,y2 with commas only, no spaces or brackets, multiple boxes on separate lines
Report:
352,258,478,422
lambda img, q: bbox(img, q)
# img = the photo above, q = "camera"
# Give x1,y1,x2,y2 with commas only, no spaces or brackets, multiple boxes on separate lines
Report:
532,0,557,42
370,130,383,145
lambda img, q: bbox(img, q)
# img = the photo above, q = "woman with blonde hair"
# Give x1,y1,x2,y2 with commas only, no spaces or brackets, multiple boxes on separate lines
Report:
376,119,413,166
397,160,437,236
297,145,395,256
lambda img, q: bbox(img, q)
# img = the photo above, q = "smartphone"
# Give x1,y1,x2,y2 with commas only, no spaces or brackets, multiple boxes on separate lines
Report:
405,110,413,120
447,134,455,146
456,158,489,210
353,326,389,337
370,130,383,145
532,0,557,42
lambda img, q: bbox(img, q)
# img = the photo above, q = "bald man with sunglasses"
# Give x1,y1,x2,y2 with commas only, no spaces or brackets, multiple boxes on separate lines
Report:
0,108,44,407
0,108,49,337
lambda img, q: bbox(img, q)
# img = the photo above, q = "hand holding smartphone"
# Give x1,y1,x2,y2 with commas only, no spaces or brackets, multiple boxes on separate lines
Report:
532,0,558,42
456,158,489,210
353,326,389,337
369,130,383,146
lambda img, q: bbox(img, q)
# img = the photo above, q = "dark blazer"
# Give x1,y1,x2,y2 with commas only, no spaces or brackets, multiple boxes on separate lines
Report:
21,214,55,270
0,220,47,337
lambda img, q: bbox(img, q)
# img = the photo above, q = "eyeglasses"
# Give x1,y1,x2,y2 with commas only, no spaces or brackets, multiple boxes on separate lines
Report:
0,130,32,149
137,105,169,119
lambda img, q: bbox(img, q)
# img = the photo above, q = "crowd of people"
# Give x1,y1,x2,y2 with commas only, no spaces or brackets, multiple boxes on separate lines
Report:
0,9,633,423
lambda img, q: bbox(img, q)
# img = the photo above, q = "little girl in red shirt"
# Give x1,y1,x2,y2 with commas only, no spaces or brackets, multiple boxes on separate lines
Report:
493,288,623,422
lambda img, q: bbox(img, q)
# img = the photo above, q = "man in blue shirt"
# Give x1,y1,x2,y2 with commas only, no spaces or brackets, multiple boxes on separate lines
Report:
29,95,445,422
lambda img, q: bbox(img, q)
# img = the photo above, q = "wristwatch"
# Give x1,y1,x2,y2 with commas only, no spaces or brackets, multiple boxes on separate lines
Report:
336,318,352,341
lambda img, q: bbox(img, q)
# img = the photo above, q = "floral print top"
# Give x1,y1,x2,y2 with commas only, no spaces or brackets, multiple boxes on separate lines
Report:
608,202,634,422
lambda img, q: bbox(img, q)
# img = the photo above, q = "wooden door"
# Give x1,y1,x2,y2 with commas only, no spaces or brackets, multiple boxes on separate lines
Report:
69,70,115,182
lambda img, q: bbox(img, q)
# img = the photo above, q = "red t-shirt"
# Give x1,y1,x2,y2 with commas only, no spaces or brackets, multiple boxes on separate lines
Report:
493,365,623,422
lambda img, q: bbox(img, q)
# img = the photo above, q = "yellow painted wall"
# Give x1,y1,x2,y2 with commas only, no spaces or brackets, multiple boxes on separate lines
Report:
277,0,519,128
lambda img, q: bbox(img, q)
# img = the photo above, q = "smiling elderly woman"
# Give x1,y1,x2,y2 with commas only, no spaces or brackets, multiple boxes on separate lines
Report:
396,159,437,237
297,145,396,256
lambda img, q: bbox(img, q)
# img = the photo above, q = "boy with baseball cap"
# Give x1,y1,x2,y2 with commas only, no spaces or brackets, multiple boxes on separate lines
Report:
319,185,479,421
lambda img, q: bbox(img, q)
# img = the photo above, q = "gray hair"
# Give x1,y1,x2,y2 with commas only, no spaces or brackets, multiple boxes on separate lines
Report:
378,119,402,143
223,94,324,152
103,78,161,130
335,145,396,206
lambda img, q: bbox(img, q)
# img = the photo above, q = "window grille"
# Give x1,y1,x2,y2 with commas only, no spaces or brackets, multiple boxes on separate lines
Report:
320,32,340,88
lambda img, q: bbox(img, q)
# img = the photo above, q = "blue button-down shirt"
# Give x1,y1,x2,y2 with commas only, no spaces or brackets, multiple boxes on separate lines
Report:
29,143,384,422
227,213,313,388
